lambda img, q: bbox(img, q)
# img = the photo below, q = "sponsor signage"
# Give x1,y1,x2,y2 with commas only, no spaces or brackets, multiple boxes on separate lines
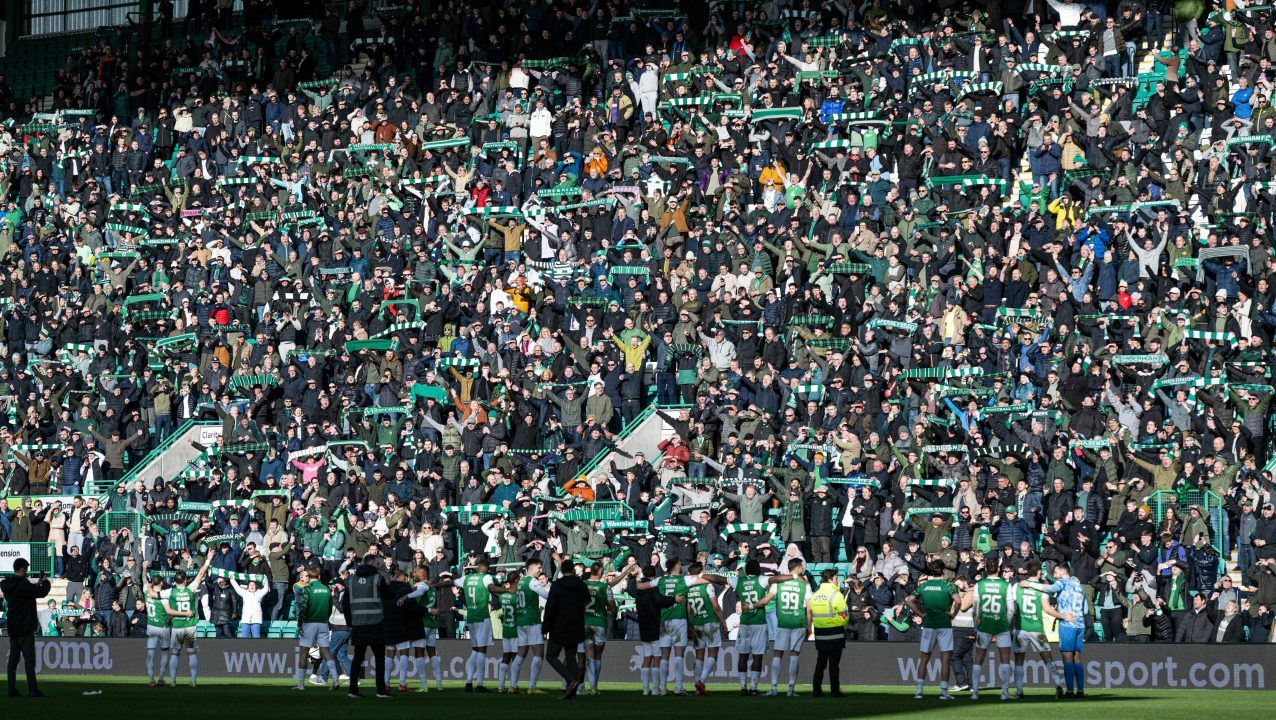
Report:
0,543,31,573
0,639,1269,690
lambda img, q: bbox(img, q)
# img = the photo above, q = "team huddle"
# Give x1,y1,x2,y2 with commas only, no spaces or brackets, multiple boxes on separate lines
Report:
136,551,1088,699
907,558,1090,701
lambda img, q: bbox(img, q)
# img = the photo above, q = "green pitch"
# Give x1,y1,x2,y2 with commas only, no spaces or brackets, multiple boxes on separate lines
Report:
15,678,1271,719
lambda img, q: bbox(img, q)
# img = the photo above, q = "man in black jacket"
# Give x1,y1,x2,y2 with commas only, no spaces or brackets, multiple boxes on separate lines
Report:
542,558,589,699
2,558,51,697
807,484,841,563
1175,593,1217,643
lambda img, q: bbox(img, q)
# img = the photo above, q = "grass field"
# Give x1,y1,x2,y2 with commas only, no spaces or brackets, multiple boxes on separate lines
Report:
11,678,1271,719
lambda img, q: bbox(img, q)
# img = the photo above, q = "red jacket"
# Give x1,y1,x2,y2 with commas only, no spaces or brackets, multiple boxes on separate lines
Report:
657,438,690,468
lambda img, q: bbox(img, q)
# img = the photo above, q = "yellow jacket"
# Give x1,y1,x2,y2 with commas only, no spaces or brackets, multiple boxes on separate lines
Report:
1047,197,1082,232
809,581,848,628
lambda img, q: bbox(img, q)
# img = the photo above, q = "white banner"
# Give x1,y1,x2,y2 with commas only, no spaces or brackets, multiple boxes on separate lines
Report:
0,543,31,573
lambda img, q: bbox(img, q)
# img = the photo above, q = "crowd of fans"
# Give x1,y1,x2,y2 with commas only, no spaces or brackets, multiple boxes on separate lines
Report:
0,0,1275,647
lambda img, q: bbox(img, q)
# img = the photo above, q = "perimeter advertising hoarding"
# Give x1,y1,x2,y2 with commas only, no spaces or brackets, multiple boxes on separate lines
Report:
0,639,1269,690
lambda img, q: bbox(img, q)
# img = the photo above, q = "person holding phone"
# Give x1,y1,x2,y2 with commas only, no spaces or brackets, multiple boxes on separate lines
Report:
2,558,52,697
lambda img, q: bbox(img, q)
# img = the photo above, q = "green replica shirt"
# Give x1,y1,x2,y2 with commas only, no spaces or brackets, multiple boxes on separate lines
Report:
585,579,611,628
974,577,1012,634
912,579,956,629
516,576,544,627
417,587,439,630
736,575,770,626
775,578,809,630
294,581,332,623
687,583,718,627
146,591,170,629
1015,585,1047,633
659,574,688,621
499,589,518,629
460,573,494,622
169,585,199,629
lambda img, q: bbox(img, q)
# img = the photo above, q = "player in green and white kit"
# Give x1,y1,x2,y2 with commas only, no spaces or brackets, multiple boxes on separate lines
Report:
968,558,1014,701
145,574,171,686
905,560,959,700
497,570,522,693
756,557,809,697
580,562,634,695
685,561,726,697
1011,561,1074,698
292,567,340,691
655,556,692,696
165,550,213,687
734,559,796,695
398,566,445,691
508,559,552,694
451,558,509,692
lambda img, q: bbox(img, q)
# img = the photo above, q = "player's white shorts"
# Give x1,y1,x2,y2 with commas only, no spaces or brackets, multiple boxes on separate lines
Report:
583,626,607,647
170,626,198,650
736,624,768,655
517,624,545,647
658,618,688,648
502,637,519,654
691,623,721,650
1013,631,1051,654
299,622,331,648
774,627,805,653
976,630,1012,650
423,628,438,647
919,627,953,654
409,639,428,650
468,619,493,648
640,641,660,658
146,624,171,650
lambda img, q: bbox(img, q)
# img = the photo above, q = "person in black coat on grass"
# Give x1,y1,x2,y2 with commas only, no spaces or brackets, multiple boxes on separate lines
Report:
1,558,51,697
542,558,590,698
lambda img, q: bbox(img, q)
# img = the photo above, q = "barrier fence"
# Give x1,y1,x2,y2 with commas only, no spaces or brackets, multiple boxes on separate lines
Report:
0,639,1270,690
